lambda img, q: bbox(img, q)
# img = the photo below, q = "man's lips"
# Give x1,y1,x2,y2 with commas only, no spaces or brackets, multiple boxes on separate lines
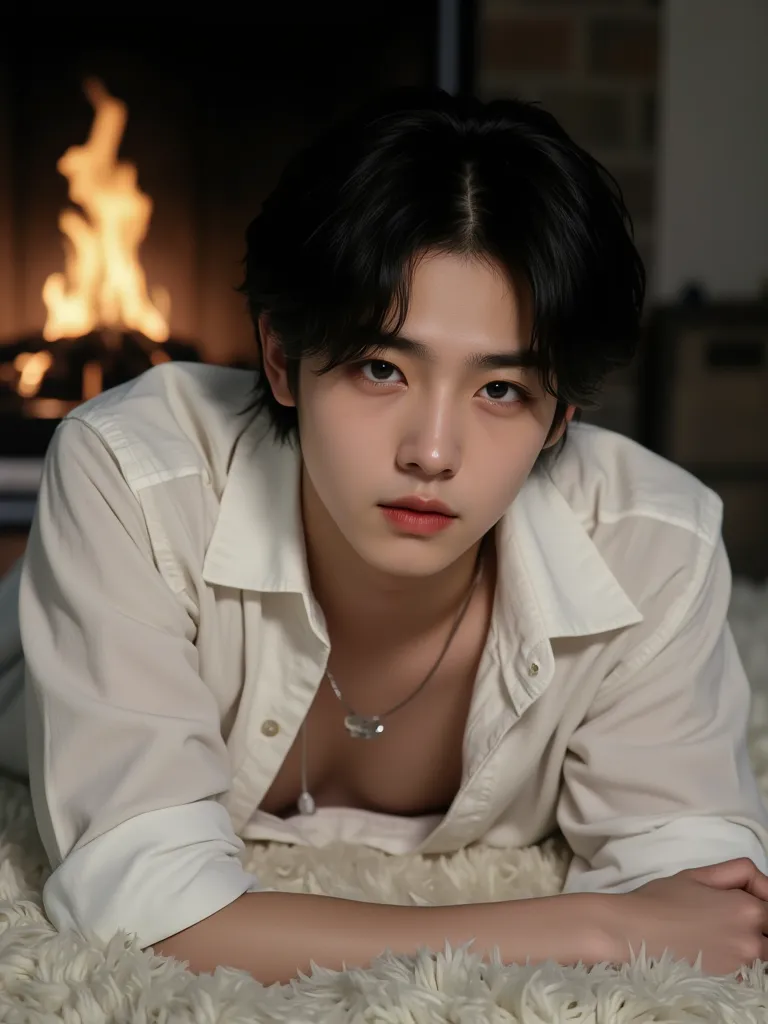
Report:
379,502,457,535
379,496,457,517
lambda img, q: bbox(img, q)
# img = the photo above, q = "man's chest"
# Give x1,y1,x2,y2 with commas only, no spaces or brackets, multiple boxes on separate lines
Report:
258,644,480,818
193,580,593,846
271,569,500,817
195,568,496,813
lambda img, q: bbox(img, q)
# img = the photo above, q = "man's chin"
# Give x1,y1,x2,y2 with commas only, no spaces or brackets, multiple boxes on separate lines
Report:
354,533,464,580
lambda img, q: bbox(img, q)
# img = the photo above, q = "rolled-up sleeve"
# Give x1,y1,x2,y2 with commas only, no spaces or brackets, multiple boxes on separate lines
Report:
20,418,268,950
559,533,768,894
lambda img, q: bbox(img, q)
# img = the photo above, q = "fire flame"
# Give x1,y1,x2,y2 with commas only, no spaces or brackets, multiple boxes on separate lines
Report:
14,352,54,398
42,79,170,343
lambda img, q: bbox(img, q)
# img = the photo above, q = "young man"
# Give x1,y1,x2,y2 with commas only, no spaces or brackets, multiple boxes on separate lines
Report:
1,87,768,984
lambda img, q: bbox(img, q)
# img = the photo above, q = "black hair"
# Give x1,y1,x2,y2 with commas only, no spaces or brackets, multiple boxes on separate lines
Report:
239,86,645,458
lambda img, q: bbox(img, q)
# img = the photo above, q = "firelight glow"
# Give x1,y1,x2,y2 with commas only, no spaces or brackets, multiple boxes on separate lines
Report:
41,78,170,343
14,352,53,398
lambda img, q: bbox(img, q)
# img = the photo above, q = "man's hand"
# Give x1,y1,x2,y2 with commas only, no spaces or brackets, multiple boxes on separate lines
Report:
601,857,768,975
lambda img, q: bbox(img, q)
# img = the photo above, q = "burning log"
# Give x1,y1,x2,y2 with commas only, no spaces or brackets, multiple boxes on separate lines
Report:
0,331,198,410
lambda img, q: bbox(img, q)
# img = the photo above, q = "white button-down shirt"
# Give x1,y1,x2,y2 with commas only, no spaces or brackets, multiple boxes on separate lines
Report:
0,361,766,951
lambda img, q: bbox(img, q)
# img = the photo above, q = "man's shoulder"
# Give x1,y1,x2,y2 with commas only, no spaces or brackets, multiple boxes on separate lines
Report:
63,362,263,494
550,422,723,548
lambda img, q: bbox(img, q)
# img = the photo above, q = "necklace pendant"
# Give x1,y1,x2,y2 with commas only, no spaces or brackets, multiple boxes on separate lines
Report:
297,790,316,815
344,714,384,739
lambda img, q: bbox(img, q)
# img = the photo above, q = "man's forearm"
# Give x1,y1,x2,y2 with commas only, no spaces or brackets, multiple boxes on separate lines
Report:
150,890,613,984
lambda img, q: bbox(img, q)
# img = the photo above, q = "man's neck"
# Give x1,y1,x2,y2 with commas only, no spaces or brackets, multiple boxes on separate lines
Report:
301,471,489,645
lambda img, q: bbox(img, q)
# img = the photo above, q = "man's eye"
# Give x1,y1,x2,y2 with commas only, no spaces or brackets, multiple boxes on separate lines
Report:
360,360,403,383
479,381,525,404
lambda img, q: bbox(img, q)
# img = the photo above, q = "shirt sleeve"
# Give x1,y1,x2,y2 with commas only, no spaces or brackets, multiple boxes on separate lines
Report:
558,532,768,894
20,417,273,951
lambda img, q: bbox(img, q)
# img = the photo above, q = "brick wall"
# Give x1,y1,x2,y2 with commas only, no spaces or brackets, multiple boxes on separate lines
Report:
476,0,660,437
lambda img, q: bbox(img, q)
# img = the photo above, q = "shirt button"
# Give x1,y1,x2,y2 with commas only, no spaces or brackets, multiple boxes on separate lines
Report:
528,662,539,676
261,719,280,737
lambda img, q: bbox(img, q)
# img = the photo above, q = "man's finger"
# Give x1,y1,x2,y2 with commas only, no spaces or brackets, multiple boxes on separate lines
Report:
742,865,768,902
689,857,767,894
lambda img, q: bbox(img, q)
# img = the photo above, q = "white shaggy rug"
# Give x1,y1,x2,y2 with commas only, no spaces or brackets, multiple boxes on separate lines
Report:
1,581,768,1023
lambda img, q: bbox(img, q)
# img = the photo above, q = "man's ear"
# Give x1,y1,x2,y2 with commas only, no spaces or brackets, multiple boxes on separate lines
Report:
543,404,577,449
259,313,296,408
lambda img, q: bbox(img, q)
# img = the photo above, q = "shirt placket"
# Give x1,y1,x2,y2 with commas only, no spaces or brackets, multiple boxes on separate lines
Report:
227,594,330,832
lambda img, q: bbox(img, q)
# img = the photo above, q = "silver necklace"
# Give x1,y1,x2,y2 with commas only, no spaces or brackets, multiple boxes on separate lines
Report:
297,543,485,815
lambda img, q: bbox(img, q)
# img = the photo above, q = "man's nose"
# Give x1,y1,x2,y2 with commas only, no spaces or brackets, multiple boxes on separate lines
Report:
395,395,462,479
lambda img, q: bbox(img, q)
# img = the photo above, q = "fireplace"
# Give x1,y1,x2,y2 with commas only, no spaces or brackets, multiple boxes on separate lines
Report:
0,75,201,456
0,7,464,468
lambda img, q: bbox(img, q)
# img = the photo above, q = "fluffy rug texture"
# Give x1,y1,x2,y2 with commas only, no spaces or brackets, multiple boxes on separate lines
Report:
1,580,768,1022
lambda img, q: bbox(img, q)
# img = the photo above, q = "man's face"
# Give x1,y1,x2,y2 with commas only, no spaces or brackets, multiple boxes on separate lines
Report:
268,250,570,579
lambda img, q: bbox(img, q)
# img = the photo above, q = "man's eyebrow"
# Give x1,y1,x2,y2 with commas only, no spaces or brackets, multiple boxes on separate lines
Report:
367,332,540,371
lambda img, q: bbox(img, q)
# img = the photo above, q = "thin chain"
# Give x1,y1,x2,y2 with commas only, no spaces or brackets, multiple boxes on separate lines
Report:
326,542,485,722
298,540,487,814
300,715,311,804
